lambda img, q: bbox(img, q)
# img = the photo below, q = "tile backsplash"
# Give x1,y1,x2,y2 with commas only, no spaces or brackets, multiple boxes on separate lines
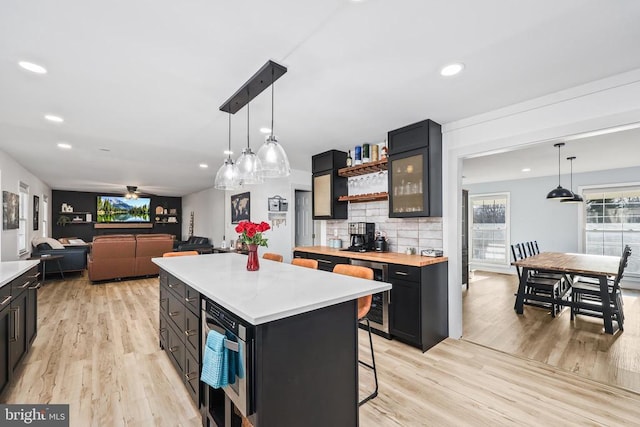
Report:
326,200,443,254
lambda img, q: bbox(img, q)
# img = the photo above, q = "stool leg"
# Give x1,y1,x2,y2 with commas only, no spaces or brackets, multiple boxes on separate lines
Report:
358,317,378,406
56,260,65,279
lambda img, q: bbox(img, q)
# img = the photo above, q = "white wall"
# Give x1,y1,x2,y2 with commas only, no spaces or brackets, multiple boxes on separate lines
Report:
442,68,640,339
224,169,311,263
0,149,52,261
181,186,226,245
466,166,640,275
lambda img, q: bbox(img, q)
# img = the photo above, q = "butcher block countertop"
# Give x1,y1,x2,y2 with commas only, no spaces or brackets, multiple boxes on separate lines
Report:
294,246,448,267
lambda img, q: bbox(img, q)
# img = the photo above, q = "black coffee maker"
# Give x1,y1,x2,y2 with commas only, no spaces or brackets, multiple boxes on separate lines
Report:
347,222,375,252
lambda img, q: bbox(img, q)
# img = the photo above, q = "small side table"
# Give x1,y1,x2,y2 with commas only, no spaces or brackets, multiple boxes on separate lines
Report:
28,255,65,281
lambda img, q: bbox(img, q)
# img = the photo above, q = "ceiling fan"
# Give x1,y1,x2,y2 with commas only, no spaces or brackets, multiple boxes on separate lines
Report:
124,185,140,199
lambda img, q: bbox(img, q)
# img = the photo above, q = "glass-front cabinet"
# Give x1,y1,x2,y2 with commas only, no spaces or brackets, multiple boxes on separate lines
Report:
387,119,442,218
389,149,428,217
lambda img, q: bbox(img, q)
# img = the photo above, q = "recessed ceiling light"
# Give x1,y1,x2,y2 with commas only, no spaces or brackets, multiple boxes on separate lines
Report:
223,150,233,155
521,168,531,172
440,63,465,77
199,163,208,168
57,142,72,149
45,114,64,123
260,127,271,134
18,61,47,74
99,148,111,152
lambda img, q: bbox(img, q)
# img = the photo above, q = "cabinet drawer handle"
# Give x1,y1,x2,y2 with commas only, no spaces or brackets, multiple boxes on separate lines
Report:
168,283,177,288
159,328,167,333
160,298,168,304
184,329,197,337
0,295,11,306
169,311,180,317
317,259,332,264
28,283,42,290
185,372,198,381
19,281,31,289
28,272,41,279
395,271,409,276
169,346,179,353
185,297,197,303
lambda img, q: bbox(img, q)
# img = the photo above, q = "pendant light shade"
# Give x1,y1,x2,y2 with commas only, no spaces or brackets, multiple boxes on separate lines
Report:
546,142,574,200
236,100,264,184
257,80,290,178
561,156,584,203
214,114,240,190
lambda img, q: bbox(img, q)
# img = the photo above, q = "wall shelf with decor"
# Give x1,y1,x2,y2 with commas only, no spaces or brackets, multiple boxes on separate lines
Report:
57,211,94,226
337,158,388,177
338,192,388,203
155,214,179,224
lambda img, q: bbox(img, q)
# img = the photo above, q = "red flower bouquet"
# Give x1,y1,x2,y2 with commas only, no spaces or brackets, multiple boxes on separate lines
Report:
235,221,270,247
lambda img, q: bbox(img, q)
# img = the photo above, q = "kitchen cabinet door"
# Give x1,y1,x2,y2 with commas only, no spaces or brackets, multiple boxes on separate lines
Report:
9,291,28,372
0,305,11,395
25,283,38,346
389,278,420,345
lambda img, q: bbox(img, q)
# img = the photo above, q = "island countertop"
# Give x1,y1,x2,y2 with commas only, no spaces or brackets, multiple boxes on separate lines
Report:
294,246,448,267
153,253,391,325
0,260,40,288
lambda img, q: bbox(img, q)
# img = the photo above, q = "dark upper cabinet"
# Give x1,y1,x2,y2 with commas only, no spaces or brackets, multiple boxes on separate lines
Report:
312,150,348,220
387,119,442,217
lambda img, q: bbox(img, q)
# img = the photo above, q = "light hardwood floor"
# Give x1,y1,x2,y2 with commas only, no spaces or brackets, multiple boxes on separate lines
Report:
3,273,640,426
463,271,640,394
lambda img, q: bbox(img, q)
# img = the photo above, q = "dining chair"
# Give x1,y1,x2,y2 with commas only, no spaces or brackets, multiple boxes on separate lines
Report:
163,250,199,257
332,264,378,406
262,252,284,262
291,258,318,269
570,245,631,331
511,243,564,317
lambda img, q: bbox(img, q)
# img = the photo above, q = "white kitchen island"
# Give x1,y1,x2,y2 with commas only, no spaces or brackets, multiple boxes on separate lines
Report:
153,253,391,427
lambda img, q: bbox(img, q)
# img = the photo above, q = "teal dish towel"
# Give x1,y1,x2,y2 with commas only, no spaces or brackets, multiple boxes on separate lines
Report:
201,330,229,388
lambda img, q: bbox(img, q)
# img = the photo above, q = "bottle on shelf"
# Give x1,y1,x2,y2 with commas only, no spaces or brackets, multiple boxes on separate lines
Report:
354,146,362,165
346,150,353,167
362,143,370,163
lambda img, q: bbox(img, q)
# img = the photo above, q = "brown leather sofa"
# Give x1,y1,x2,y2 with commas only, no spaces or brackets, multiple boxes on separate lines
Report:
88,234,174,282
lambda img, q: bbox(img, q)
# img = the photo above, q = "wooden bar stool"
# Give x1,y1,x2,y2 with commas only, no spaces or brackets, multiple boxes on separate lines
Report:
262,252,283,262
332,264,378,406
163,251,199,257
291,258,318,269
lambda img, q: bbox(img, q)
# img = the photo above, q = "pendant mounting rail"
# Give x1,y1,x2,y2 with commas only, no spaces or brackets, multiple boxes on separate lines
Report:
219,60,287,114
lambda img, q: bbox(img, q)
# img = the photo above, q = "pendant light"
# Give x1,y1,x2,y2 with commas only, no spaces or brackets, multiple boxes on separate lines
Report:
257,71,290,178
546,142,574,200
235,94,264,184
561,156,584,203
214,114,240,190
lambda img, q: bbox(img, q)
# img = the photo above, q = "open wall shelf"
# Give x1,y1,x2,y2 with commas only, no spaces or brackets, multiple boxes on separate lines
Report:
338,192,388,203
338,158,388,177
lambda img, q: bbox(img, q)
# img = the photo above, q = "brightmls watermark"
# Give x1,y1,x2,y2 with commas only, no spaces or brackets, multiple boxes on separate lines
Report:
0,405,69,426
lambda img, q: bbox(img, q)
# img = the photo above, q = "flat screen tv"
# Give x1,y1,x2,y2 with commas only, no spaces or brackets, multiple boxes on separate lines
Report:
97,196,151,223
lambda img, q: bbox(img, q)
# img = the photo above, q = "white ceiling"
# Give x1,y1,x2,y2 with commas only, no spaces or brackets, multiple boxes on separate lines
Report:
1,0,640,196
462,125,640,184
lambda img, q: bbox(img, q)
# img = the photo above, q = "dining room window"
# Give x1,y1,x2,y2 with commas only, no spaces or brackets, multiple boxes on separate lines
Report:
470,193,510,266
18,182,29,255
42,195,48,237
584,186,640,278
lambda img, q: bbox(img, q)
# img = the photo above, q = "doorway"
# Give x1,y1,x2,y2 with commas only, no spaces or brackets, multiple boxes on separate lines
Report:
295,190,312,247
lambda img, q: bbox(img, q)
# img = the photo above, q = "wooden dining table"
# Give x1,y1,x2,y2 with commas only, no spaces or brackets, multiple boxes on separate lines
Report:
513,252,621,334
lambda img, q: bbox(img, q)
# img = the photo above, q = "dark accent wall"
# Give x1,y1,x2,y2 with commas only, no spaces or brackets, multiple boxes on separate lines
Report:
52,190,182,241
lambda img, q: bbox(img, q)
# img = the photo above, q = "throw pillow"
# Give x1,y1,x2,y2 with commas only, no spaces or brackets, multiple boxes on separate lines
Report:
32,236,65,250
36,243,53,250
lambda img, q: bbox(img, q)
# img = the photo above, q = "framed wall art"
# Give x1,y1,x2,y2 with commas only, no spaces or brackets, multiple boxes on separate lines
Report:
231,192,250,224
2,191,19,230
33,195,39,230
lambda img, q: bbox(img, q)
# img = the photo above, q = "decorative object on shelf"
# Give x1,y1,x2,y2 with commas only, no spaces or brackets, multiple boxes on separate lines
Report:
231,192,250,223
3,191,19,230
33,195,39,230
346,150,353,167
56,215,71,227
561,156,584,204
124,185,139,199
379,141,388,159
267,195,288,212
61,203,73,212
354,145,362,165
546,142,574,200
214,113,241,190
169,208,177,215
155,206,164,215
257,67,290,178
235,220,271,271
86,213,92,222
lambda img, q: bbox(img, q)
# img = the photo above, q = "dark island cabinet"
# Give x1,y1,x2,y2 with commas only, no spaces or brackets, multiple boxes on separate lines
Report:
388,119,442,217
0,266,40,397
388,262,448,352
312,150,348,220
159,269,201,406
